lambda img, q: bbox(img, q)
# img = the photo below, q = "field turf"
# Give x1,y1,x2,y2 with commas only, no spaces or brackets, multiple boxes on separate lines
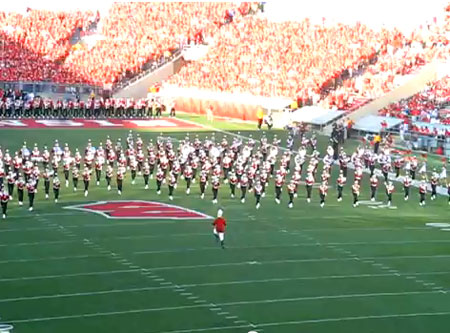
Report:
0,115,449,333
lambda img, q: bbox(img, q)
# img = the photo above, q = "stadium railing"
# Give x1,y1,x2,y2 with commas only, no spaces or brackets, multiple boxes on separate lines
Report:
0,81,106,98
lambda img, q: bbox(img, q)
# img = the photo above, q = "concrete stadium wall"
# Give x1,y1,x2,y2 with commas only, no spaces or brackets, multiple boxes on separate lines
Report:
113,55,183,99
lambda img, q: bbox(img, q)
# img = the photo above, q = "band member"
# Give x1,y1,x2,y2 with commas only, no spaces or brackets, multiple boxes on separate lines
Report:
199,170,208,199
419,180,427,206
168,172,177,201
1,187,9,219
274,173,284,204
143,162,150,190
184,165,193,195
53,177,61,203
352,181,360,208
72,166,79,192
26,179,36,211
130,157,138,185
305,172,314,203
319,182,328,207
6,171,15,200
105,165,113,191
370,174,378,202
83,167,91,197
16,176,25,206
254,180,263,209
212,176,220,204
386,181,395,206
430,171,439,200
95,157,103,186
337,170,346,202
239,173,248,203
287,180,296,209
403,174,411,200
156,167,164,195
63,158,71,187
228,170,237,198
117,166,125,195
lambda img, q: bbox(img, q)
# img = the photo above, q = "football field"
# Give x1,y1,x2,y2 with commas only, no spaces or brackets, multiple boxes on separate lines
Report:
0,115,449,333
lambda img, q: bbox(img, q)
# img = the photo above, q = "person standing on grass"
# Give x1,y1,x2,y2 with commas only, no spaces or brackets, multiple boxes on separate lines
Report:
168,171,177,201
42,169,53,199
319,182,328,208
83,167,91,197
419,180,427,206
213,208,226,249
430,171,438,201
274,173,284,205
143,162,150,190
6,171,15,200
105,165,113,191
352,181,360,208
287,180,296,209
256,107,264,130
53,177,61,203
117,166,125,196
1,188,9,219
184,164,193,195
26,179,36,211
199,170,208,199
370,174,378,202
385,181,395,206
336,170,346,202
155,167,164,195
95,157,103,186
212,176,220,204
72,166,79,192
239,173,248,203
403,174,412,201
228,170,237,199
16,176,25,206
254,180,263,209
305,172,314,203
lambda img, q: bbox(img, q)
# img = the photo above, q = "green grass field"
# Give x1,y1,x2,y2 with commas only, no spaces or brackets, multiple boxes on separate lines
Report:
0,115,449,333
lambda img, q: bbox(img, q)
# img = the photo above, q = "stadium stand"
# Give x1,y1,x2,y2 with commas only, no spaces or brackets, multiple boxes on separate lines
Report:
0,3,253,86
169,5,449,112
379,76,450,127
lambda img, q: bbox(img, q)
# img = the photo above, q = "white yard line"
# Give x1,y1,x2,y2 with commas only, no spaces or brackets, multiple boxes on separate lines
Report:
3,271,450,303
153,310,450,333
34,215,255,330
1,254,449,272
9,290,449,324
132,239,450,255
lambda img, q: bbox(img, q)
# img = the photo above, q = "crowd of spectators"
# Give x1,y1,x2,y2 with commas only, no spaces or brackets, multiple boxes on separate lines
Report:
0,3,253,85
168,17,379,100
169,5,449,112
0,9,94,82
0,2,448,107
379,76,450,136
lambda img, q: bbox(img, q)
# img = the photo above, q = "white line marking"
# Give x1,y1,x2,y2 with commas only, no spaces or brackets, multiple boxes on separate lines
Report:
147,309,450,333
0,269,141,282
138,255,450,271
132,239,450,255
0,254,104,264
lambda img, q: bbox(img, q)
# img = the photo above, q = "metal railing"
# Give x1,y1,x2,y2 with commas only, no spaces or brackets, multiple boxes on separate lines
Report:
0,81,105,97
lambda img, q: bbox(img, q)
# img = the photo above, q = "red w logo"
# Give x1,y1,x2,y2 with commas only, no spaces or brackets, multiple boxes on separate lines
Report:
65,201,212,220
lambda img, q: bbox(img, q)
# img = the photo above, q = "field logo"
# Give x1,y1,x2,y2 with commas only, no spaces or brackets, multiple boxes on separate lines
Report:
64,200,212,220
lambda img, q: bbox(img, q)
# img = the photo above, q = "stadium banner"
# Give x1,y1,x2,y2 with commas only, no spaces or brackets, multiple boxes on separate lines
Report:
161,85,291,121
